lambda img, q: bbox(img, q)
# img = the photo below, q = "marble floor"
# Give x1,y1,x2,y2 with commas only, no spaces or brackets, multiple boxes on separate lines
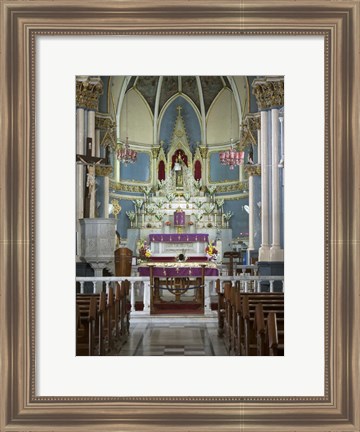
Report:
113,316,228,356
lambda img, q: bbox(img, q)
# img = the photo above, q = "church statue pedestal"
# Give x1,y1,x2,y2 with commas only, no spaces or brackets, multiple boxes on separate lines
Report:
80,218,117,292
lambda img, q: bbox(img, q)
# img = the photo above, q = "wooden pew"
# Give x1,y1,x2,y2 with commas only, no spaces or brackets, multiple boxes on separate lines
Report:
266,312,284,356
237,293,284,356
76,288,129,356
223,281,233,354
216,279,225,337
76,296,97,356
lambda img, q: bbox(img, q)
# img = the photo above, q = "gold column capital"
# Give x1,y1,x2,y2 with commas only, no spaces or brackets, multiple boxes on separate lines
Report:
199,147,208,159
76,76,104,110
244,164,261,177
252,77,284,110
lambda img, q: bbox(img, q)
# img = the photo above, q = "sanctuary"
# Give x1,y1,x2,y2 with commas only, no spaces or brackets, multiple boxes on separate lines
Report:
75,75,285,357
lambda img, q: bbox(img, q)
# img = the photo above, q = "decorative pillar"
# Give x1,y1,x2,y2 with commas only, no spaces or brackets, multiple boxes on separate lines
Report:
95,128,101,157
244,165,261,261
87,110,96,157
151,146,160,188
252,77,284,265
257,129,261,164
76,108,85,257
76,77,103,257
258,109,270,261
270,108,284,261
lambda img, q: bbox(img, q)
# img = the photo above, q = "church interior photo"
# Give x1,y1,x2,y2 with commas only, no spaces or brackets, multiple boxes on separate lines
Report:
75,75,284,357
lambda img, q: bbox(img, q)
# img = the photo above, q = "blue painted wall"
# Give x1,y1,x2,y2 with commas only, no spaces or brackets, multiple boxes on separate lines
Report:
159,96,201,153
252,175,262,250
115,199,136,239
209,152,239,182
247,77,259,112
120,152,150,182
99,76,109,113
223,198,249,238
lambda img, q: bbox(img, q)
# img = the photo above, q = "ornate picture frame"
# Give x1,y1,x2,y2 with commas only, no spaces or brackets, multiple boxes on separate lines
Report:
1,1,359,431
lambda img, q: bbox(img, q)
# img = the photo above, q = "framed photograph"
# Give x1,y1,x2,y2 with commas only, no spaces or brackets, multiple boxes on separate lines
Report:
1,1,359,431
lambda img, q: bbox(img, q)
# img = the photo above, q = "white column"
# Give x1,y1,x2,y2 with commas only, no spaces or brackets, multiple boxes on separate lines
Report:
248,175,255,251
270,108,284,261
257,129,261,164
113,157,120,182
130,282,135,312
258,110,271,261
143,281,151,314
87,110,96,157
76,108,85,257
95,128,101,157
87,110,96,217
103,176,110,218
279,116,284,167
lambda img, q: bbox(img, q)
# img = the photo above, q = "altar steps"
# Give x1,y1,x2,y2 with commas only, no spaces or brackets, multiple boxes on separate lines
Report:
151,301,204,315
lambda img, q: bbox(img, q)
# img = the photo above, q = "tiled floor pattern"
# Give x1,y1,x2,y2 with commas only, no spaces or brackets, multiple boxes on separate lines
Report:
114,318,228,356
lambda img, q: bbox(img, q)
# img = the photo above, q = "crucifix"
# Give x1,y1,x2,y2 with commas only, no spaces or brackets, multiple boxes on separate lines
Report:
76,137,106,218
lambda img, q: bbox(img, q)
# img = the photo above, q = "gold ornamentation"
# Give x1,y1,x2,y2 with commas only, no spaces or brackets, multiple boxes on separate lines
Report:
252,77,284,110
151,147,160,159
199,147,208,159
111,199,121,217
110,181,145,192
244,164,261,176
215,181,249,193
95,115,115,130
239,125,256,150
76,76,103,110
246,114,261,131
95,165,113,177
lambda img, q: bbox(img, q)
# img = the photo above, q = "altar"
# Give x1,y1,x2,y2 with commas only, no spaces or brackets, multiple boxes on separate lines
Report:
138,261,218,315
148,233,209,257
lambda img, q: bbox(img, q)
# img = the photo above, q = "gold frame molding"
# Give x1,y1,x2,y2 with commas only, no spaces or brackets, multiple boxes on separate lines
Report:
1,1,359,431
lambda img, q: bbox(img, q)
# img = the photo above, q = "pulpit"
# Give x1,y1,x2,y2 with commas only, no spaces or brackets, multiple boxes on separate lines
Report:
115,247,132,276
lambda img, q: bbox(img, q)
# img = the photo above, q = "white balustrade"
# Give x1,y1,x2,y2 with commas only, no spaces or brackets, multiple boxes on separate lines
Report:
76,275,284,316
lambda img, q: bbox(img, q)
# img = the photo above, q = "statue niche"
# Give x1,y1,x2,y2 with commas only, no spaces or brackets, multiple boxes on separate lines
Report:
172,150,187,189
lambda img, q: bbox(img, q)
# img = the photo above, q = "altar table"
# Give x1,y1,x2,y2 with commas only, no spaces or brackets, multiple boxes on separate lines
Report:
138,261,218,277
149,233,208,243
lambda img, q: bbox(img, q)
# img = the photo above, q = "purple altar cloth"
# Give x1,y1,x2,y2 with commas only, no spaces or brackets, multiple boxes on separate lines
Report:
138,265,218,277
149,233,208,243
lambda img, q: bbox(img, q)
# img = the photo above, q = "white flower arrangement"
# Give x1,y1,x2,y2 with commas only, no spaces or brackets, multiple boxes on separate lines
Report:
146,203,156,215
193,199,204,209
155,199,164,208
132,199,143,209
183,193,191,202
141,186,152,196
125,210,136,221
193,179,201,190
166,193,176,202
203,203,215,215
157,179,165,190
216,199,225,208
207,185,217,195
194,212,204,222
154,212,165,221
223,211,234,221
